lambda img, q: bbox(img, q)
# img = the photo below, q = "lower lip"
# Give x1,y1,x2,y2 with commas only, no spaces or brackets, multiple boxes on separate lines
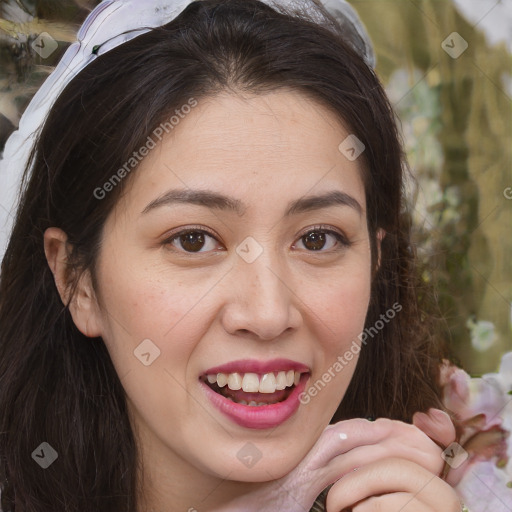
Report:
200,374,309,429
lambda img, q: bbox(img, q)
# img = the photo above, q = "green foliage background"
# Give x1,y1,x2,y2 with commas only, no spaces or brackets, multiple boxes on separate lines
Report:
349,0,511,374
1,0,511,374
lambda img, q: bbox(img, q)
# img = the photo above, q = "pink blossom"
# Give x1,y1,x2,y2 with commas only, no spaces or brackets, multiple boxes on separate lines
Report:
441,352,512,510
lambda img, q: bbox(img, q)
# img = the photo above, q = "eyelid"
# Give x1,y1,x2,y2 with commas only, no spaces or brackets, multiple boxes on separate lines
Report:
162,224,220,242
296,224,348,240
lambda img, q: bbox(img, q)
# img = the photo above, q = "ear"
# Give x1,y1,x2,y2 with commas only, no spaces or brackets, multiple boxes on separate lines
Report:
44,227,103,338
376,228,386,270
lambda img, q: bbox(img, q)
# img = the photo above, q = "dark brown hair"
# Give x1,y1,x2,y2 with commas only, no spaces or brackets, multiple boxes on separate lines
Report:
0,0,447,510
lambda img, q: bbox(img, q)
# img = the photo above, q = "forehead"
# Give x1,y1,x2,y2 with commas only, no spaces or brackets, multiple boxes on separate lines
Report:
116,89,367,218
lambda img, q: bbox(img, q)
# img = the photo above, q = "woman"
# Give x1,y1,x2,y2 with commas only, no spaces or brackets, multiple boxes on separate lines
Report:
0,0,464,510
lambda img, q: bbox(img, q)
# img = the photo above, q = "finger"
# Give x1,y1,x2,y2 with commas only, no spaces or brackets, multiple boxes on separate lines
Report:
300,417,445,497
307,418,434,471
412,408,456,448
327,435,444,478
321,418,445,478
352,492,432,512
305,419,378,470
325,458,461,512
444,461,471,486
279,419,381,504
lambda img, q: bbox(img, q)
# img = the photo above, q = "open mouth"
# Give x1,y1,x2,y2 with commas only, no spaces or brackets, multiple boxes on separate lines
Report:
201,370,303,406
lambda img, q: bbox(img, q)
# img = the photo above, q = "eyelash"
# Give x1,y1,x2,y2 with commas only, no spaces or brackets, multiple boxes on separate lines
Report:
161,224,352,255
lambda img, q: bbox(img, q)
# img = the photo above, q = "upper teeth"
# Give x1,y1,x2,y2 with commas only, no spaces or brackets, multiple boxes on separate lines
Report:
206,370,301,393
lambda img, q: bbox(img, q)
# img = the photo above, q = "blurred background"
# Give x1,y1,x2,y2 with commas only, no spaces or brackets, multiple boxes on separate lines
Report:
0,0,511,374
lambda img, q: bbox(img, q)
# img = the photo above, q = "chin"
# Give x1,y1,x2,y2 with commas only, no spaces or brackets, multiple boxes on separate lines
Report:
209,439,311,482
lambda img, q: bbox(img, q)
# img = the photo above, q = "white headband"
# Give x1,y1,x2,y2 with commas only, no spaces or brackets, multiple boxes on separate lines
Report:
0,0,374,262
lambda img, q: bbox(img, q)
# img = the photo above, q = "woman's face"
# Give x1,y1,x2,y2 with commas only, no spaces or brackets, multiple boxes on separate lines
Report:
90,90,373,483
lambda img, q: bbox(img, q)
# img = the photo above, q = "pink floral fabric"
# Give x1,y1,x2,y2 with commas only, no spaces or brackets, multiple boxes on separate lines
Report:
441,352,512,511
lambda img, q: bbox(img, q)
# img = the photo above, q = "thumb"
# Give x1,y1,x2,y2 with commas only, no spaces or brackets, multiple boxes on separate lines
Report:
412,408,456,448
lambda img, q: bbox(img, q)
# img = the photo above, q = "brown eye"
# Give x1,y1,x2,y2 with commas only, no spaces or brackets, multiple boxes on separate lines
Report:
302,231,327,251
163,228,220,253
179,231,206,252
294,227,350,252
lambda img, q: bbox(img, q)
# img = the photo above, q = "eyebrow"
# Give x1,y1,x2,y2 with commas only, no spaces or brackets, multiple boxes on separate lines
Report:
141,188,362,217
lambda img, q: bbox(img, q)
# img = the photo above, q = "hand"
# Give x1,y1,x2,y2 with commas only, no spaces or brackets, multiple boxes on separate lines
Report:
323,413,460,511
221,409,461,512
326,457,461,511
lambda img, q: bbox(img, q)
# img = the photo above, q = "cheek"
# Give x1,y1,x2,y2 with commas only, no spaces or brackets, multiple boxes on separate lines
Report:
94,265,212,429
300,260,371,412
93,258,213,393
310,261,372,348
97,254,210,341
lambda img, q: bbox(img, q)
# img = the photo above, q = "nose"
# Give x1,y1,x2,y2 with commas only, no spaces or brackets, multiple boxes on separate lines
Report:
220,252,302,341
